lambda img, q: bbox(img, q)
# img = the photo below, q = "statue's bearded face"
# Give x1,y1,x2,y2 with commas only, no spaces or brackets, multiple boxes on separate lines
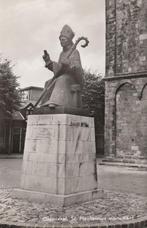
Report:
59,36,71,47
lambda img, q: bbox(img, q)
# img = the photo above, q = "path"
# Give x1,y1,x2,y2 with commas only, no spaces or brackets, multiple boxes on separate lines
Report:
0,159,146,197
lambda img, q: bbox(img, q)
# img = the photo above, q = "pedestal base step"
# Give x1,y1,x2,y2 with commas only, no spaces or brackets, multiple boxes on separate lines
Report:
100,156,147,170
13,188,103,207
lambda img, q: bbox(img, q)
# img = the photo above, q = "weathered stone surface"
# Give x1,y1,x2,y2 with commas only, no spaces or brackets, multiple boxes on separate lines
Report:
105,0,147,161
106,0,147,76
105,76,147,158
15,114,98,205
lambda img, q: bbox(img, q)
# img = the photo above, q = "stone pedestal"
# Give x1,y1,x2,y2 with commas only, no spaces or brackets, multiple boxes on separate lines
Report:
14,114,100,206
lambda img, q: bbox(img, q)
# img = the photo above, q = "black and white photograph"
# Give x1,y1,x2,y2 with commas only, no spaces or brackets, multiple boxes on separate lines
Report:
0,0,147,227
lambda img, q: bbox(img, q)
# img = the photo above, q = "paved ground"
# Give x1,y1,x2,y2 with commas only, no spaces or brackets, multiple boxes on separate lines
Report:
0,158,147,197
98,164,147,196
0,188,146,226
0,159,22,189
0,158,146,226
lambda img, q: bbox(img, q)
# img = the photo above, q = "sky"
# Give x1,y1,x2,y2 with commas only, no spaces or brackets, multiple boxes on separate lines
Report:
0,0,105,88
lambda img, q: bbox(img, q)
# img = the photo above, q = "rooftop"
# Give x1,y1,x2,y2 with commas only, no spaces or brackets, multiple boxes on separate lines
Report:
20,86,43,91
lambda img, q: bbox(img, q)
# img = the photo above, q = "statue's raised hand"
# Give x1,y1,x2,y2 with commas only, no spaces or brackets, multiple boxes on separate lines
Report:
42,50,51,66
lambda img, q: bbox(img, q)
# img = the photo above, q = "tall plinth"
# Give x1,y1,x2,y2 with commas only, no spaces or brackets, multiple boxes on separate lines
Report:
14,114,100,206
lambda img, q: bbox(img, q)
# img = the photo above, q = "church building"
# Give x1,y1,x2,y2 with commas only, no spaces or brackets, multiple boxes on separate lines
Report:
105,0,147,160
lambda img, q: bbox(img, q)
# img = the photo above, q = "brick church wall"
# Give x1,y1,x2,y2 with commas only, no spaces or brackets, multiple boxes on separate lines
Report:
105,0,147,159
105,76,147,157
106,0,147,76
105,0,147,158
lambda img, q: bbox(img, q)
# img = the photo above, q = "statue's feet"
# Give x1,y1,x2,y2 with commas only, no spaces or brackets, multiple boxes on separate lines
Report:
49,103,56,109
41,101,57,109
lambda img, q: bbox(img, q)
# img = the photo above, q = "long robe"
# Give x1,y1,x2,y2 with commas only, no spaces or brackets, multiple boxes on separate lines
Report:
40,47,83,108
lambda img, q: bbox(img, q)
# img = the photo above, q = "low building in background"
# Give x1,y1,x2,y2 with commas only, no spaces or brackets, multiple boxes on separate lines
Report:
19,86,43,119
0,86,43,155
0,110,25,155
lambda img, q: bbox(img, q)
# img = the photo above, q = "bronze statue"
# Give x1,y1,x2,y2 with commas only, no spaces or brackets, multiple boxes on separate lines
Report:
36,25,89,109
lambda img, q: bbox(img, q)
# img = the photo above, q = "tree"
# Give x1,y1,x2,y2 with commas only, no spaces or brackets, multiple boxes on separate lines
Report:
0,58,21,116
82,70,105,156
82,70,105,115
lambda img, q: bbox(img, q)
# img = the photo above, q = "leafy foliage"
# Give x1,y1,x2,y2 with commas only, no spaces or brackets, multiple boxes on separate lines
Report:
82,70,105,116
0,58,21,115
82,70,105,156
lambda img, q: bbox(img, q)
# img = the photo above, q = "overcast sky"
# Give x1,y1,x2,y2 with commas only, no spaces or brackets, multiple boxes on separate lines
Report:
0,0,105,88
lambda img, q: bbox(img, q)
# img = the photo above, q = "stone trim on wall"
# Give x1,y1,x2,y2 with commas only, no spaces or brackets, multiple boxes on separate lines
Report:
104,71,147,81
